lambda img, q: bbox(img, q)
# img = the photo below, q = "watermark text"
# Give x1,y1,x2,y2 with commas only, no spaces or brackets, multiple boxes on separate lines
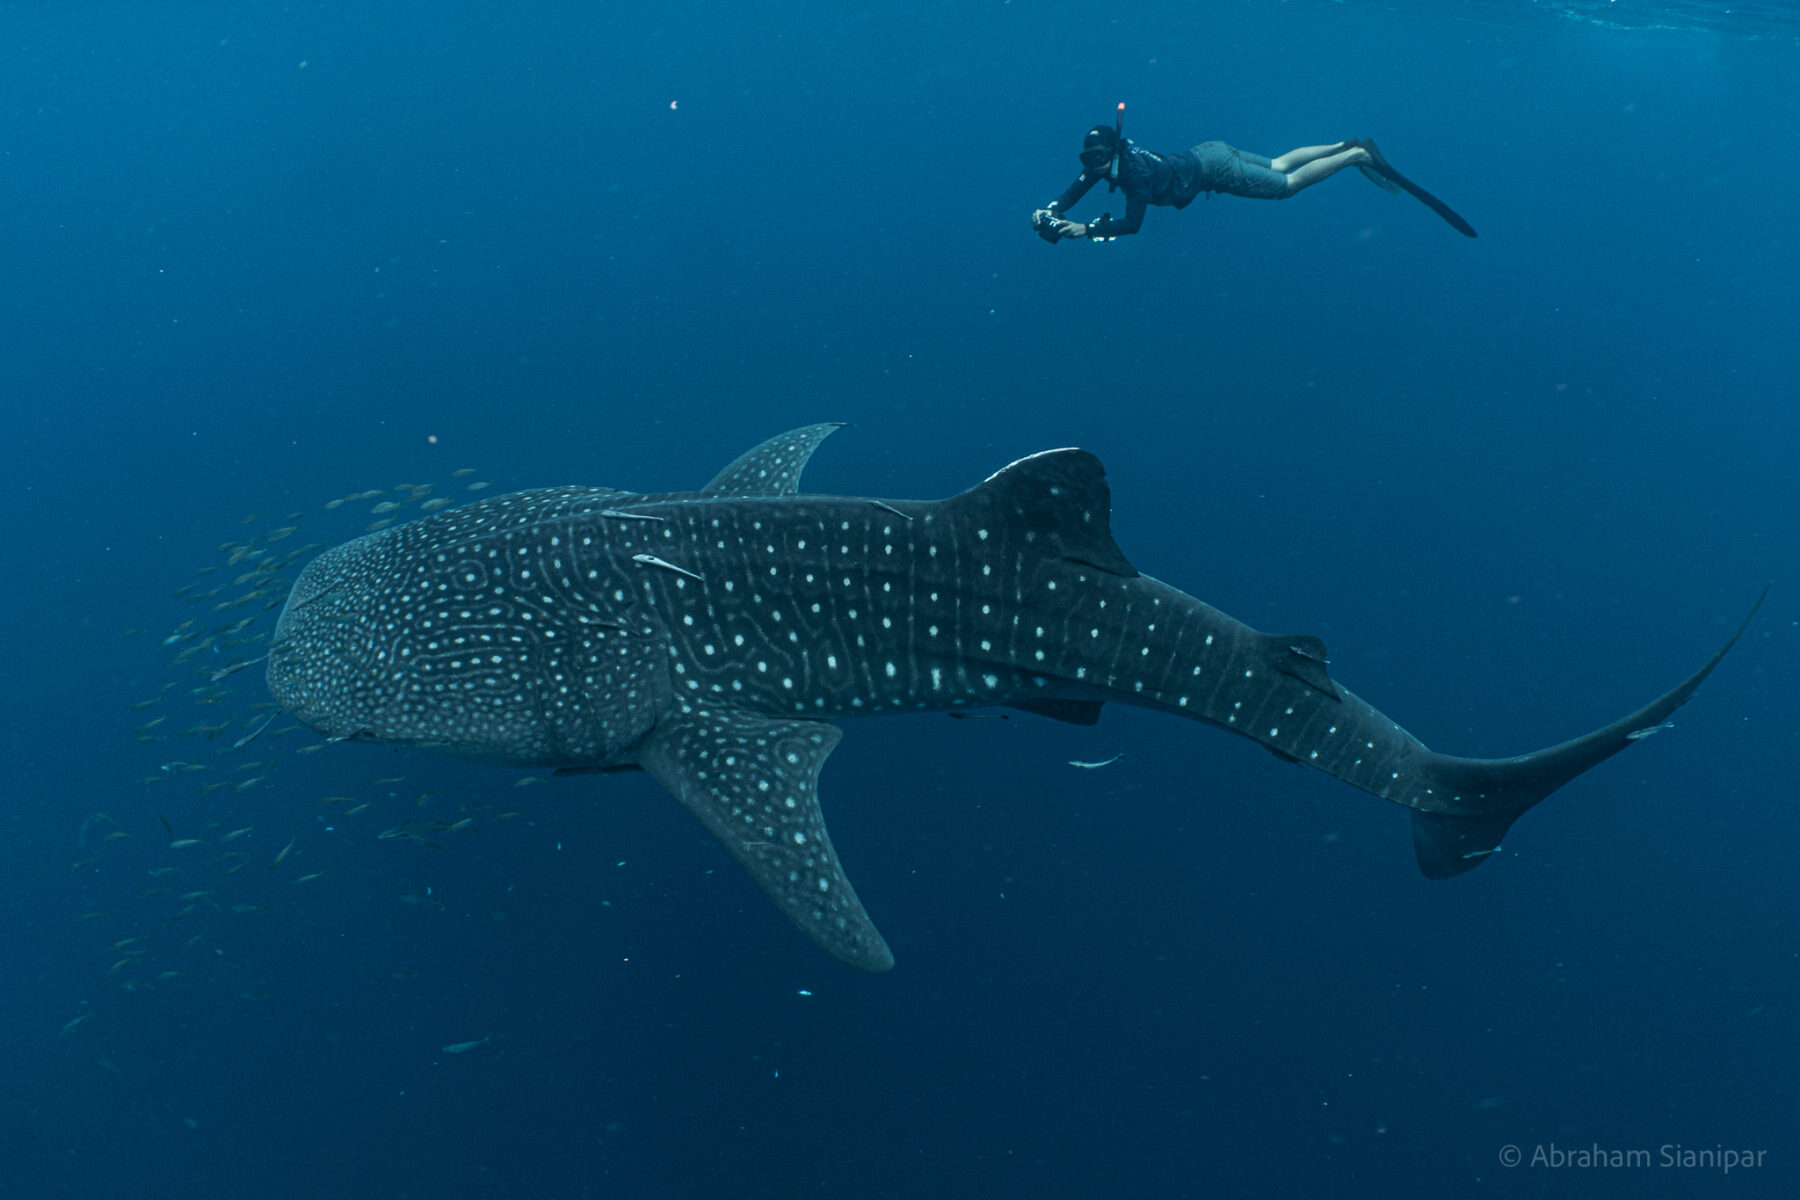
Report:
1497,1143,1766,1175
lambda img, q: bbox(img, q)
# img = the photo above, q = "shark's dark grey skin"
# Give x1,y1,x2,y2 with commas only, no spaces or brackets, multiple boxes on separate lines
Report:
269,425,1759,970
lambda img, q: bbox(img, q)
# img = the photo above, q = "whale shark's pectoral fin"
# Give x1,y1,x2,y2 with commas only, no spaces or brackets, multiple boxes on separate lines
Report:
636,712,893,971
701,423,846,497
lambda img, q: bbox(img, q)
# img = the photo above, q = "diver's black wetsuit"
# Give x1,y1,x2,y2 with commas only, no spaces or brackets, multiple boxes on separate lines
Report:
1046,143,1204,239
1046,140,1291,238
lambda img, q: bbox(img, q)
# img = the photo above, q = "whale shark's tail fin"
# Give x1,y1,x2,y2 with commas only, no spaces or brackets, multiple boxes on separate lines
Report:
1410,588,1767,878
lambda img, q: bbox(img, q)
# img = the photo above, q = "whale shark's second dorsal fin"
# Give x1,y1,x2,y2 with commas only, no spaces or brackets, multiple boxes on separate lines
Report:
952,448,1138,578
702,423,846,497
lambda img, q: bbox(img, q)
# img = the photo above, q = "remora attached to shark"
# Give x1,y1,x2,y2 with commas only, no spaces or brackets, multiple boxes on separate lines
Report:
269,425,1761,970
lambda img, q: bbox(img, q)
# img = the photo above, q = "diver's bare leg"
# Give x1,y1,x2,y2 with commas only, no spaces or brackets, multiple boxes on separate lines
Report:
1270,142,1352,172
1282,146,1373,195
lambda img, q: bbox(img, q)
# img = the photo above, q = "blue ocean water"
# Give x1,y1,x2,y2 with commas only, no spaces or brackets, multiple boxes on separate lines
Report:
4,1,1794,1196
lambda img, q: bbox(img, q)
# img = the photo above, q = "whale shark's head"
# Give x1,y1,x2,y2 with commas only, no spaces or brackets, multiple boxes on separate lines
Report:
266,529,410,745
266,488,665,767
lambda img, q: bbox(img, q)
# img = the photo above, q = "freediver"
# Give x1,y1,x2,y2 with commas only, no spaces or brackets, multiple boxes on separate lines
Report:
1032,114,1477,242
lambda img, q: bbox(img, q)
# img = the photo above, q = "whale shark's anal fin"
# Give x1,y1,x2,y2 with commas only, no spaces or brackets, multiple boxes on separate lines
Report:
701,424,846,497
636,711,894,971
1410,586,1769,879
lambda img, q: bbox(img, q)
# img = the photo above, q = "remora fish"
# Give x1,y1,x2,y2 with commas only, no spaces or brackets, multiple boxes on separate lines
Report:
266,425,1760,971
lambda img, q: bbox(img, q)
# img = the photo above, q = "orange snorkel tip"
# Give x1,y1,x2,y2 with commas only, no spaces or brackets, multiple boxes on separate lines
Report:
1107,102,1126,189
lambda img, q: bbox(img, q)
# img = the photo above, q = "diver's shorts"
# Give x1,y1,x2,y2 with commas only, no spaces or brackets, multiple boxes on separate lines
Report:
1189,141,1289,200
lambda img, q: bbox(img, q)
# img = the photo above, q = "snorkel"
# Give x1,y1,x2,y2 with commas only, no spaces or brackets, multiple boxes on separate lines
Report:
1107,101,1124,191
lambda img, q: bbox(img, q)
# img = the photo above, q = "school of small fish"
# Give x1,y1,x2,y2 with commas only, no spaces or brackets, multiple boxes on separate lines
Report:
67,464,540,1041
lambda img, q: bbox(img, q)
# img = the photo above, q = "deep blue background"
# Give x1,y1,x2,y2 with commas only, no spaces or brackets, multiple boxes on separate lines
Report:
4,2,1794,1197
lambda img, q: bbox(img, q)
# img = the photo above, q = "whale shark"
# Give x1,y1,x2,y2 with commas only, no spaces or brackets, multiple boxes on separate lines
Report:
267,425,1759,970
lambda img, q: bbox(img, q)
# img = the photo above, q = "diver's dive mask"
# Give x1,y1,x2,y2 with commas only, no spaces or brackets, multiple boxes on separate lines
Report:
1080,125,1119,183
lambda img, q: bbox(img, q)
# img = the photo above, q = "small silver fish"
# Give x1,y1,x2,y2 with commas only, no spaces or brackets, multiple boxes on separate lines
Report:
442,1035,492,1054
1068,753,1125,769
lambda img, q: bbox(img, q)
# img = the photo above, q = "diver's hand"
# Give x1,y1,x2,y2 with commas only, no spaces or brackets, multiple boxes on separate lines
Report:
1030,208,1057,229
1055,221,1088,240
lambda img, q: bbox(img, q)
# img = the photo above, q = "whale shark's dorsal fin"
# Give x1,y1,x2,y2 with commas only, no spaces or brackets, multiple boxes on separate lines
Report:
702,423,846,497
953,448,1139,578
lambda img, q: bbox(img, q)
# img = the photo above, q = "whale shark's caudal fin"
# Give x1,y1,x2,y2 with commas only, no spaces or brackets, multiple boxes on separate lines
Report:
1410,588,1767,878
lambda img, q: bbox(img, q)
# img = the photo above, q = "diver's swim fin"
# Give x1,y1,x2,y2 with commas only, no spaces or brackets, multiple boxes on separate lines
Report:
1358,138,1478,238
1345,139,1402,194
1356,163,1403,194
